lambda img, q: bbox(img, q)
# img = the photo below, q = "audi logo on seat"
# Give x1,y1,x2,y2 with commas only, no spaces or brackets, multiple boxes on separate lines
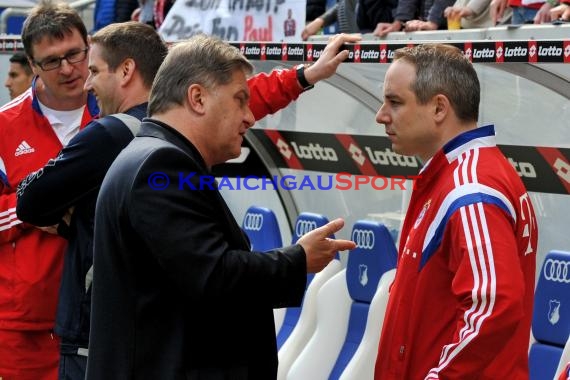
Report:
352,229,375,250
543,259,570,283
243,213,264,231
295,220,318,237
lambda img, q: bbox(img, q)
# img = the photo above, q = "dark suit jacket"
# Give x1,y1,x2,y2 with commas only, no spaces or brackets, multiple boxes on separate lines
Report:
87,119,307,380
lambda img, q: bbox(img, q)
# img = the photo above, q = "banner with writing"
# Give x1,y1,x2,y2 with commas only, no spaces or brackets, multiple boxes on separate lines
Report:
158,0,306,42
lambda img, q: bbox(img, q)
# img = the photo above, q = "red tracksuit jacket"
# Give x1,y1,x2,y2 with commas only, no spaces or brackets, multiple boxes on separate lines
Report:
375,125,538,380
0,81,98,331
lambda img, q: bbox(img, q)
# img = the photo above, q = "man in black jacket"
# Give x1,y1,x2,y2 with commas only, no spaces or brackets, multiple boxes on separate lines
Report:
86,34,356,379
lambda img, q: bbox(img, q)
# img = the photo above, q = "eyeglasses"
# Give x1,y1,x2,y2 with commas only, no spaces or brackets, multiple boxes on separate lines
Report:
33,47,89,71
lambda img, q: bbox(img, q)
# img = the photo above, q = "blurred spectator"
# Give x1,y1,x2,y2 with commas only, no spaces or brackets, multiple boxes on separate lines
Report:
93,0,139,31
307,0,327,21
302,0,359,39
490,0,543,24
373,0,455,35
303,0,397,39
153,0,175,29
550,0,570,19
357,0,398,31
139,0,155,25
5,52,34,100
444,0,509,28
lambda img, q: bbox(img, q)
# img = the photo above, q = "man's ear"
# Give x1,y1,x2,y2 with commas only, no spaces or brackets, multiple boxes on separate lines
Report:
28,57,40,76
187,83,206,114
120,58,136,85
433,94,450,123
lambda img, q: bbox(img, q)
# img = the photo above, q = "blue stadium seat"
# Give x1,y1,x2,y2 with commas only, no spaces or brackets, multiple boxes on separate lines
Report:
530,250,570,380
338,269,396,380
241,205,282,252
276,212,332,349
241,206,289,334
286,220,397,380
277,212,342,380
0,6,27,35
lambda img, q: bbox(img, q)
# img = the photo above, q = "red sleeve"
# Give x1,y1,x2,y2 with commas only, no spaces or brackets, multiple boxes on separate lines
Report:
559,363,570,380
427,203,526,378
247,68,302,121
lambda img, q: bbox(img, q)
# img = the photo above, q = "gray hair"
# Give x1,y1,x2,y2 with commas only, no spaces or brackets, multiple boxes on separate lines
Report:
148,34,254,116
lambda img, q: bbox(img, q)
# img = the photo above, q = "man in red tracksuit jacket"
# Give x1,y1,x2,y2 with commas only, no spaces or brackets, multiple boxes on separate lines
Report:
0,3,97,379
374,44,537,379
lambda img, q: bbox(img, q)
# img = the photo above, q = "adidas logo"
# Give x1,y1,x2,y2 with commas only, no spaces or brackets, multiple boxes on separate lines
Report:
15,141,35,156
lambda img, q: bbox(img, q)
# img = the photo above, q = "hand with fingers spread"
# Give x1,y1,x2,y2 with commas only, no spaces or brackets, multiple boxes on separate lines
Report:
297,218,356,273
303,33,362,85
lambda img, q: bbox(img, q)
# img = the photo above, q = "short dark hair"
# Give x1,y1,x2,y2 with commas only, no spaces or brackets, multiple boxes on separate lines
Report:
22,0,88,60
90,21,167,89
9,52,33,75
394,44,480,123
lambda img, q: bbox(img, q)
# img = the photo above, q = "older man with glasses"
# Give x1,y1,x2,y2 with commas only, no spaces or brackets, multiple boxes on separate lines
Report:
0,2,98,379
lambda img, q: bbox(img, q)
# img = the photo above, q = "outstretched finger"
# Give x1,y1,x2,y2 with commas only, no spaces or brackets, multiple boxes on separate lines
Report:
331,238,357,252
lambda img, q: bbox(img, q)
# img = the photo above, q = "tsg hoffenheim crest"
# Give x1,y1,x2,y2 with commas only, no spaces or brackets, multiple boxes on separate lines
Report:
548,299,561,325
359,264,368,287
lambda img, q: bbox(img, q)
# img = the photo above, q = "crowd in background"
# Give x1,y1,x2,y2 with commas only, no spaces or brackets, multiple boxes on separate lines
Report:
92,0,570,42
302,0,570,39
93,0,174,31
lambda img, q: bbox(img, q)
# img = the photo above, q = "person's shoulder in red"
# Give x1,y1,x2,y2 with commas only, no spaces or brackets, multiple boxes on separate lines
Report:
558,362,570,380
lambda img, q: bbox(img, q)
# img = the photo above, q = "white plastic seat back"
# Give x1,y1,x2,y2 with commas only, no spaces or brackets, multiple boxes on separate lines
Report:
286,220,397,380
554,335,570,380
277,259,343,380
339,268,396,380
286,270,351,380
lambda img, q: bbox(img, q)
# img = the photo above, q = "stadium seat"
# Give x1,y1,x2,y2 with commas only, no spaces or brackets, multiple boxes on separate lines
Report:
529,250,570,380
241,205,283,252
241,206,287,332
339,269,396,380
286,220,397,380
555,335,570,380
276,212,341,380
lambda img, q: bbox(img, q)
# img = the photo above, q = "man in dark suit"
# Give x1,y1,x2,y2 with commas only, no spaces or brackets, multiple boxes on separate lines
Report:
86,34,356,379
